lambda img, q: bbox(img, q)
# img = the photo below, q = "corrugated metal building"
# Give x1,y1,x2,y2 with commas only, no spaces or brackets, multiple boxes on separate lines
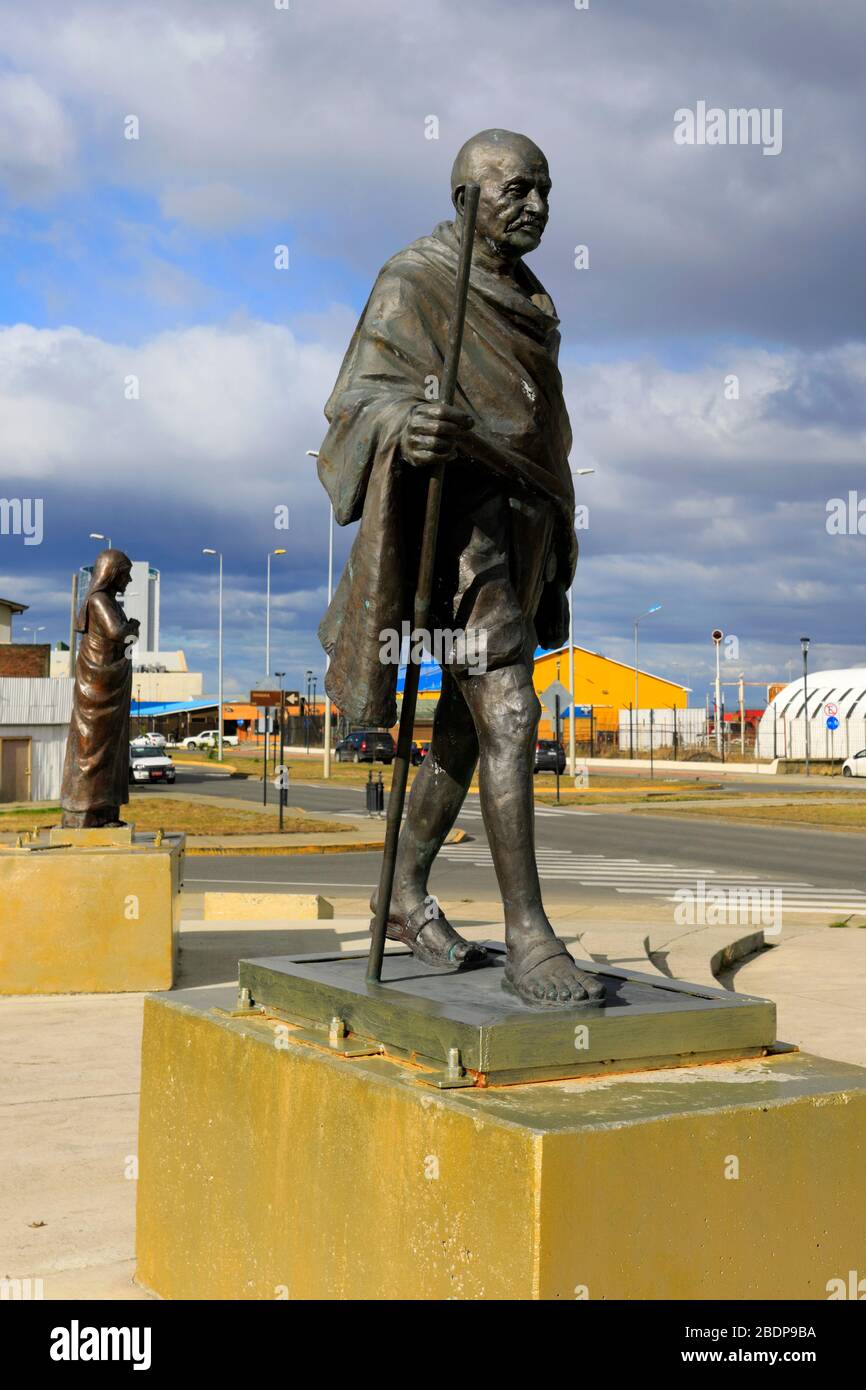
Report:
755,668,866,760
0,677,73,801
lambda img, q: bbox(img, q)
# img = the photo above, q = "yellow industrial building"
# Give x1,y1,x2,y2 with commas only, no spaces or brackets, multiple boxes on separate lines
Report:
404,644,689,741
533,643,690,739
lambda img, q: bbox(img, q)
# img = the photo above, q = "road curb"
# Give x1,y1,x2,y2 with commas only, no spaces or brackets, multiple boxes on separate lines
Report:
170,757,240,774
183,826,467,857
185,839,387,857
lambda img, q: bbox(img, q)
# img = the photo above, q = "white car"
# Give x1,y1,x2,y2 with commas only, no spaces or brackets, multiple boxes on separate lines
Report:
136,731,166,748
182,730,239,749
841,749,866,777
129,744,176,784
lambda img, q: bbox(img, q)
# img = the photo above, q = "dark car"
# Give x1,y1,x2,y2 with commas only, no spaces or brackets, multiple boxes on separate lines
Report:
410,741,431,766
534,739,566,774
334,729,396,764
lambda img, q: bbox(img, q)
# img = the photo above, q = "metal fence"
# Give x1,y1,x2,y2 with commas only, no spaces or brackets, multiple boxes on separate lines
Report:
755,714,866,762
616,708,710,755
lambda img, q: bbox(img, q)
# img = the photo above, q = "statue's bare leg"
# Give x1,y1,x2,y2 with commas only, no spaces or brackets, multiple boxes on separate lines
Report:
370,671,486,966
460,661,605,1006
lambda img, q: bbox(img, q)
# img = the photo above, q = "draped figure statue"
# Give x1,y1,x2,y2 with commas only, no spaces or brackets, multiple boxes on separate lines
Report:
60,549,139,829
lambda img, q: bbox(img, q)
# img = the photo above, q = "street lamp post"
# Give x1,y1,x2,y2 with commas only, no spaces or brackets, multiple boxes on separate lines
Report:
306,449,334,779
801,636,811,776
275,670,286,831
202,549,223,762
567,467,595,775
89,532,112,549
21,625,46,643
633,605,662,757
304,668,313,753
712,629,724,757
265,548,287,676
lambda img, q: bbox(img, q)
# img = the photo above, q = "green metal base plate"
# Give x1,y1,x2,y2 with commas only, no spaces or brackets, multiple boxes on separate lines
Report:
237,943,777,1087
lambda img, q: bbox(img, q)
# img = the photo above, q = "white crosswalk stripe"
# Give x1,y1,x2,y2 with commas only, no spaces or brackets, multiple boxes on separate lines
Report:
455,805,596,819
438,844,866,913
332,803,596,820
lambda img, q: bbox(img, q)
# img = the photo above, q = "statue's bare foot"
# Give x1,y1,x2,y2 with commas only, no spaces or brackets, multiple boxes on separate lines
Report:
369,891,488,970
504,931,605,1008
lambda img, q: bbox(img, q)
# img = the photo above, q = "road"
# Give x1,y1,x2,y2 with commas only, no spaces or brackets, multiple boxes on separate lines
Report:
160,766,866,917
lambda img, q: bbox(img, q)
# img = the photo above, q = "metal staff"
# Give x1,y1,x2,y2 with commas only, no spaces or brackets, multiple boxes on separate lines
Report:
367,181,480,982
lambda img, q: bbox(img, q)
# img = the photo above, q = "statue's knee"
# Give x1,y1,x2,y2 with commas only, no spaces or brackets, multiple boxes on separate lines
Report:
487,686,539,752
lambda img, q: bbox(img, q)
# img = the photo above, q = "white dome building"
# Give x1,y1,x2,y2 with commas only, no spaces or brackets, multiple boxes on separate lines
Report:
755,668,866,761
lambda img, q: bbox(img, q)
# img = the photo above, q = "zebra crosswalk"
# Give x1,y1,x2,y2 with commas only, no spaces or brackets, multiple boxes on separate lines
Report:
437,844,866,914
455,804,596,820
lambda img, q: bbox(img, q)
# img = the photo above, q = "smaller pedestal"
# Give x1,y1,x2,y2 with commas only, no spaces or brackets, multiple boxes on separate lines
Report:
0,829,183,994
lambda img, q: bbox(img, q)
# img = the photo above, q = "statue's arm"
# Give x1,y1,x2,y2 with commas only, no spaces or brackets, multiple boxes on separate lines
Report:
87,592,139,643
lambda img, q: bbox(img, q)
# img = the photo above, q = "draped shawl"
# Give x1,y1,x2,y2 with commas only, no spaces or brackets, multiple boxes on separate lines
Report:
60,550,135,813
317,220,576,727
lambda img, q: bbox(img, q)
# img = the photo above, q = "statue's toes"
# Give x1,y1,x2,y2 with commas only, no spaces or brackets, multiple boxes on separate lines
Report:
452,939,487,966
553,960,604,1004
577,971,606,1002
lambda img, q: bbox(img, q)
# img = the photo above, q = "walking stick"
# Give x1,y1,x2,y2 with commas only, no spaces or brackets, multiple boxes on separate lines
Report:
367,182,480,982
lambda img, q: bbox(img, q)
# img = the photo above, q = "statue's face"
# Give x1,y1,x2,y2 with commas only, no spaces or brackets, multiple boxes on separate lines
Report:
116,567,132,594
469,143,551,256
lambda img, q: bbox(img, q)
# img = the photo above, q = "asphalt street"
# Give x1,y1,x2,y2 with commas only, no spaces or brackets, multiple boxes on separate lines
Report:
161,766,866,916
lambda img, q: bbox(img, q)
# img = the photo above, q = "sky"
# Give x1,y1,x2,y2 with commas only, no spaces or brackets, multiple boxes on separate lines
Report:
2,0,865,705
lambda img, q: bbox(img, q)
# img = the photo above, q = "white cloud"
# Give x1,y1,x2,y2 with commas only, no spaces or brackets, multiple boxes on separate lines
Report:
0,319,338,501
0,72,76,200
160,182,278,232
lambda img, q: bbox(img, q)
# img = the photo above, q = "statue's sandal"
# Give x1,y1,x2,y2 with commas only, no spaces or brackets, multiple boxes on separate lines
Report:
503,936,606,1008
370,897,488,971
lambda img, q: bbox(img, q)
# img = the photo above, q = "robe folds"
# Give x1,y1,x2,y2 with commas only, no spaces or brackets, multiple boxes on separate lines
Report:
60,551,135,815
317,219,577,728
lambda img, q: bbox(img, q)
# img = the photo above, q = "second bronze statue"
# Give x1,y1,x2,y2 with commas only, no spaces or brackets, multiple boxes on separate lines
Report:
317,128,604,1008
60,549,139,829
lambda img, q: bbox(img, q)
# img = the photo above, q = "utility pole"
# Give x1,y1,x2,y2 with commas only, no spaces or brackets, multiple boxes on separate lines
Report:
712,629,723,757
202,549,223,762
265,548,287,676
801,637,811,776
633,604,662,758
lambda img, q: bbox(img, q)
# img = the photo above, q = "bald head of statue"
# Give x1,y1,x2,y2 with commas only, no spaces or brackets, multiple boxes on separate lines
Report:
450,129,551,265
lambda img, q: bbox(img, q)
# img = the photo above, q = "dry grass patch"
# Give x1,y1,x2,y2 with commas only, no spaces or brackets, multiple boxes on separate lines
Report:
631,799,866,833
0,797,346,837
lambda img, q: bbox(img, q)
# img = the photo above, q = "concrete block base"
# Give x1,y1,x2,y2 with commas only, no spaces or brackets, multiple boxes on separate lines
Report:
203,892,334,921
135,985,866,1300
0,833,183,994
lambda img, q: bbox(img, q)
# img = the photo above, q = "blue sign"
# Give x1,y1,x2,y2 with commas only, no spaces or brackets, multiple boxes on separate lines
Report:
826,716,839,731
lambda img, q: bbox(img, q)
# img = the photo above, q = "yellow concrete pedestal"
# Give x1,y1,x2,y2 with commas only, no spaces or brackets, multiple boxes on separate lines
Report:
0,831,183,994
136,986,866,1300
